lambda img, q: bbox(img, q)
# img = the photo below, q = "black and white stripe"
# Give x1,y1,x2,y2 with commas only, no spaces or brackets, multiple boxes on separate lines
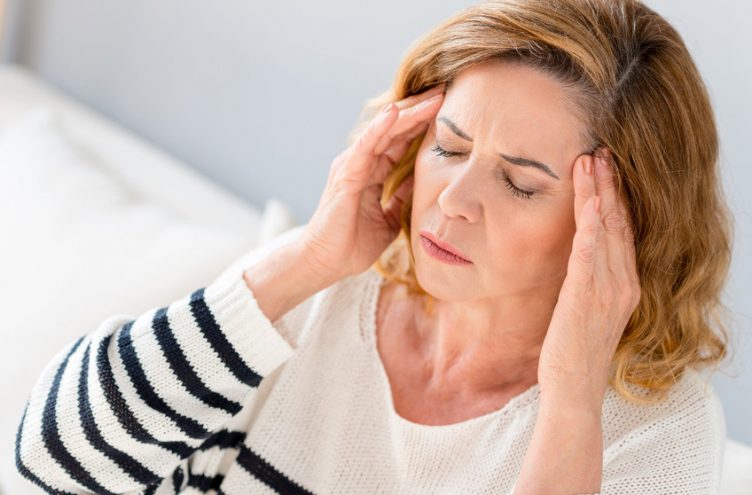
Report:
116,318,212,440
78,341,163,486
188,287,264,388
152,304,243,415
41,336,118,495
236,445,314,495
15,272,296,494
96,330,195,459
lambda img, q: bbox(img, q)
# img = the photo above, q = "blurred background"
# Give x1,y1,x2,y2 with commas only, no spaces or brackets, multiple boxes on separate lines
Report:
0,0,749,492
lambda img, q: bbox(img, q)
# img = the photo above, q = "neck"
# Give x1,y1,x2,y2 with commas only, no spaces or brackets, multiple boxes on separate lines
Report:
408,286,559,396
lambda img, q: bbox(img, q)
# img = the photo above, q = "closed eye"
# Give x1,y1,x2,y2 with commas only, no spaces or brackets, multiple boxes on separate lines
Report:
430,144,463,158
429,144,536,200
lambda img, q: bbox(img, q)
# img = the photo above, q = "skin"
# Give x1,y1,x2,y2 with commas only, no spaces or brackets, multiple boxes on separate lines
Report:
288,56,639,493
377,59,596,424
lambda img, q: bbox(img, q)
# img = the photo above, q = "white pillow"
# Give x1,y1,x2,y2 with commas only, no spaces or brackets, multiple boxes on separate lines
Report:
0,107,284,494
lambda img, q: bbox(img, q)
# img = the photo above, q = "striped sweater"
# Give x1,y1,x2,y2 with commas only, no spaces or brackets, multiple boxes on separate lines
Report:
15,226,727,494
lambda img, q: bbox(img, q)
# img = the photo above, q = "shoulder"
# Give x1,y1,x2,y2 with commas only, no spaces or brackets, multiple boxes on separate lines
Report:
601,368,726,492
602,368,725,441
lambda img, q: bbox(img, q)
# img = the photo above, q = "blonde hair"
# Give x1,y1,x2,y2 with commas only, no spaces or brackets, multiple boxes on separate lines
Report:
347,0,735,405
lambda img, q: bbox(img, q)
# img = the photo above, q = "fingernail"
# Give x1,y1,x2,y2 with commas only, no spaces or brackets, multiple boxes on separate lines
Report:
584,157,593,176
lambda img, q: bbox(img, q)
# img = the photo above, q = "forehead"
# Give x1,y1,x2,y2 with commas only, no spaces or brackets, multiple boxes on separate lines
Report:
441,60,589,155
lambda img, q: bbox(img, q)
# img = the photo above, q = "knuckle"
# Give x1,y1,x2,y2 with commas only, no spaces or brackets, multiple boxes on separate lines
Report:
576,245,595,265
624,222,636,242
354,135,369,153
582,220,601,237
603,210,623,232
330,153,347,173
619,205,634,229
331,180,355,198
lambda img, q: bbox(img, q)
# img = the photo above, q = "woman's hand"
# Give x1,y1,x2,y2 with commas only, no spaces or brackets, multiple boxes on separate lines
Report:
298,84,446,283
538,150,641,408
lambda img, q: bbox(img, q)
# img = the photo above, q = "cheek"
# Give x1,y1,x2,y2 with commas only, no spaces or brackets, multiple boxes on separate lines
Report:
414,144,435,180
488,215,575,274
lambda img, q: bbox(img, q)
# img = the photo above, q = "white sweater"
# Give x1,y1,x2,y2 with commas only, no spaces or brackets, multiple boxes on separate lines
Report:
15,227,727,494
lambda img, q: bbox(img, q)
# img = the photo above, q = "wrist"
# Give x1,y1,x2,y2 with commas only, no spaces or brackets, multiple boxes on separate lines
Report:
290,239,356,289
243,241,335,324
539,377,607,413
538,391,603,422
515,392,604,495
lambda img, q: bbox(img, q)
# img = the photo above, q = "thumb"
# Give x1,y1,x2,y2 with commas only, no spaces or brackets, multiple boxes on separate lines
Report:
383,175,415,232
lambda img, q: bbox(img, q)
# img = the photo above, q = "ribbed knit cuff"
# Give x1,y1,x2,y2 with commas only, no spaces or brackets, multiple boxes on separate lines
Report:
202,271,296,378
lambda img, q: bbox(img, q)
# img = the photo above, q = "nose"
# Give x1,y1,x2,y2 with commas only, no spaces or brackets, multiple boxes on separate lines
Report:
436,161,482,223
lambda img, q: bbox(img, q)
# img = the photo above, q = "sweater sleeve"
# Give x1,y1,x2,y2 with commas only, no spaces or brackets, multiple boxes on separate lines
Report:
599,373,726,495
14,227,313,495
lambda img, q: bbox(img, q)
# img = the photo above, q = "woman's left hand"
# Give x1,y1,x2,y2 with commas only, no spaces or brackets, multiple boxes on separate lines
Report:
537,150,641,409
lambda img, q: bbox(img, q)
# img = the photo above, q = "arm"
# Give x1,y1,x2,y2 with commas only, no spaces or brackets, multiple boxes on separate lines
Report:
512,152,639,495
244,239,338,325
513,375,725,495
15,233,331,495
513,394,603,495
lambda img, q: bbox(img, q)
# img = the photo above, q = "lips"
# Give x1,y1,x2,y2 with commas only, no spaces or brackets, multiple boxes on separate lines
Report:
418,230,471,262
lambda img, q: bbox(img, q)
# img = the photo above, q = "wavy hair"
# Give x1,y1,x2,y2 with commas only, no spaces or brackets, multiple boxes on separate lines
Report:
346,0,735,405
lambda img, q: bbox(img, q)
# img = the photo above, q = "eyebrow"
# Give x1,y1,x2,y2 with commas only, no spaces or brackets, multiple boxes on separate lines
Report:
437,115,561,181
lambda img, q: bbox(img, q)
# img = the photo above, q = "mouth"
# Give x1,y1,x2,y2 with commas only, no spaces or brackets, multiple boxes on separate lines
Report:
419,231,472,265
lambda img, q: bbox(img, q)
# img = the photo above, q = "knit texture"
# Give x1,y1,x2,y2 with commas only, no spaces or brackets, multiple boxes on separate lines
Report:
15,238,726,494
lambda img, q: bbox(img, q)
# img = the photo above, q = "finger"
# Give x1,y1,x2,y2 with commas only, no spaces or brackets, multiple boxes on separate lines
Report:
566,194,602,291
370,83,444,157
614,176,636,268
369,118,429,186
593,150,629,284
382,174,415,233
573,154,596,231
617,186,641,303
348,103,399,186
592,193,611,289
382,120,430,164
374,92,444,155
393,83,446,111
603,149,637,275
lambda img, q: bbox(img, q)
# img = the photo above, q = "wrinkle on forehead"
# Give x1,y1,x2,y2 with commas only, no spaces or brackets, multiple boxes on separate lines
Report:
438,62,593,179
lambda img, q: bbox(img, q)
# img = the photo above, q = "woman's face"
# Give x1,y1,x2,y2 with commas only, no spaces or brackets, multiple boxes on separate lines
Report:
410,59,592,302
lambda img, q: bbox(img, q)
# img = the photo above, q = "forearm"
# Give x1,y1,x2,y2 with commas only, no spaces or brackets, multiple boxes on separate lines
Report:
243,241,337,324
513,396,603,495
16,271,298,493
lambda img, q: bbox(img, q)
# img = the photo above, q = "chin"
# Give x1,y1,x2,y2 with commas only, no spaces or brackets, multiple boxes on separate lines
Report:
413,253,475,301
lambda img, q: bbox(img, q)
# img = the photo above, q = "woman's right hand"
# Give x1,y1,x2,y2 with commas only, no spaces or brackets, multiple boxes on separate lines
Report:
297,84,446,284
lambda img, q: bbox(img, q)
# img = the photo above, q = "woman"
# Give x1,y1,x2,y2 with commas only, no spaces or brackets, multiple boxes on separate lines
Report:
15,0,732,494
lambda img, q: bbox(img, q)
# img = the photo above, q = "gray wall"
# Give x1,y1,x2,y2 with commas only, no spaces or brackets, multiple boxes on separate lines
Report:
2,0,750,443
5,0,476,224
